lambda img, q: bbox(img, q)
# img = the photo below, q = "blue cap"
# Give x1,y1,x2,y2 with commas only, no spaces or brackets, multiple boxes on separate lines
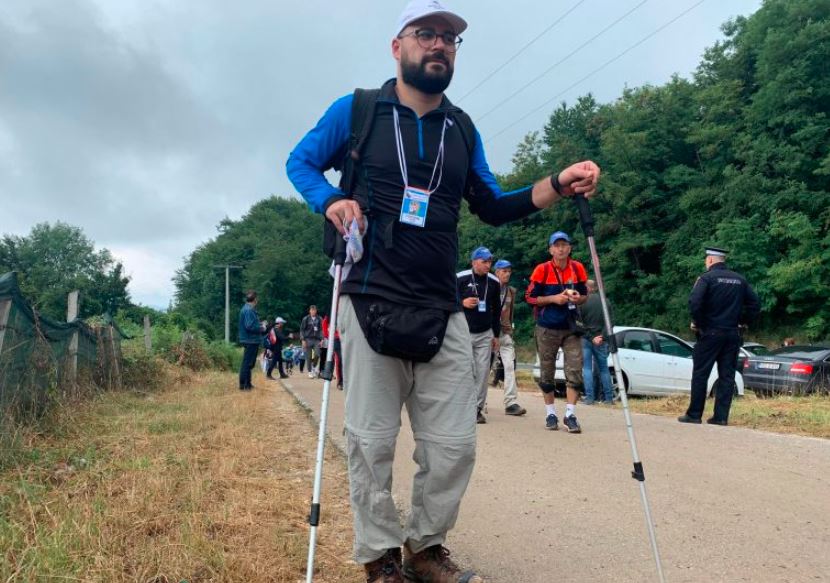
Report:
470,246,493,261
548,231,572,245
494,259,512,270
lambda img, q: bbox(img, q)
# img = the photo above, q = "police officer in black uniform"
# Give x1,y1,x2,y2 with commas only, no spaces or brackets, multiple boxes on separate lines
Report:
678,247,761,426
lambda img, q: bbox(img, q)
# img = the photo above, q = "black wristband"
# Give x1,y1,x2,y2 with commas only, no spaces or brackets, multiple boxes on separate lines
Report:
550,173,562,195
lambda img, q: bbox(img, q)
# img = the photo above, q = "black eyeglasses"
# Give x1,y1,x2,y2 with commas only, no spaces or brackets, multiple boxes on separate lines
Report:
399,28,463,52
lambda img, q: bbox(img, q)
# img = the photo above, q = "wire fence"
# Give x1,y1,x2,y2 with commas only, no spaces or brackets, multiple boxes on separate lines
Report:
0,271,129,421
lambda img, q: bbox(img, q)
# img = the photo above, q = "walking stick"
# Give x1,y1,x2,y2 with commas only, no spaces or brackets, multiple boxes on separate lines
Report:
305,232,347,582
573,194,667,583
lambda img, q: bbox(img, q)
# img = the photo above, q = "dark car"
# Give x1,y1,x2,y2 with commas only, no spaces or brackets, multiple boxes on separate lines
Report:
736,341,772,372
742,345,830,397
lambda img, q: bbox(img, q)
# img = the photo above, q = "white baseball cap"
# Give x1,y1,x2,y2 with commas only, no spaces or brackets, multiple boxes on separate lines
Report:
275,317,287,324
395,0,467,37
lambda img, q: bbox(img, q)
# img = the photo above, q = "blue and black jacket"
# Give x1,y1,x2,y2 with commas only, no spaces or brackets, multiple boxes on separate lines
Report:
238,303,263,345
286,79,540,311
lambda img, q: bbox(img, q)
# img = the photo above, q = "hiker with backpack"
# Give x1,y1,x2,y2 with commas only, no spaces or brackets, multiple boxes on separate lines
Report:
286,1,600,581
266,317,291,379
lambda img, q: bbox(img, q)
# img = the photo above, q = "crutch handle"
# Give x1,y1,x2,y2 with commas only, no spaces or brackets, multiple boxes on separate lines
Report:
573,194,594,237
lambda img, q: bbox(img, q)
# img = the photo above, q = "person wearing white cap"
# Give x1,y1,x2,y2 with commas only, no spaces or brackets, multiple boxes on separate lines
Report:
266,317,291,379
678,246,760,426
286,0,602,580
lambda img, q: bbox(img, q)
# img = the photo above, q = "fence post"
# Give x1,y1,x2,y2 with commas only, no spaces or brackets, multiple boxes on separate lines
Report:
143,315,152,352
0,299,11,355
66,291,79,388
109,324,122,389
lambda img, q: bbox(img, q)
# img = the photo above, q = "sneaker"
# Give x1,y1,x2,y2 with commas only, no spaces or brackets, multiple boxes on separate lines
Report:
545,413,558,430
308,372,315,379
403,544,483,583
504,404,527,416
677,414,702,424
476,409,487,424
364,548,404,583
279,374,289,379
563,415,581,433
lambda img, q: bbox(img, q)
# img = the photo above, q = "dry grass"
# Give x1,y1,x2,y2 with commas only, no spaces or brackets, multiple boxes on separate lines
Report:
621,392,830,438
0,371,360,582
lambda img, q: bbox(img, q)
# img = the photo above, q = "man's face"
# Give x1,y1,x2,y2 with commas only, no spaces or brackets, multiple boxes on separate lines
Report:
393,16,457,94
309,307,317,317
495,268,511,285
549,240,571,261
471,258,492,275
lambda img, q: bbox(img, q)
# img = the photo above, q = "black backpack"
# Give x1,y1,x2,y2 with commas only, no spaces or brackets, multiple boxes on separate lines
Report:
322,88,476,258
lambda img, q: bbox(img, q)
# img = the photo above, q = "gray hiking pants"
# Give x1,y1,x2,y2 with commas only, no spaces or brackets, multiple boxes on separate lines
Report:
470,330,494,412
339,295,478,564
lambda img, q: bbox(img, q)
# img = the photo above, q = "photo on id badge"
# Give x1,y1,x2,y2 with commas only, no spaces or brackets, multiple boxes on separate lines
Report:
400,186,429,227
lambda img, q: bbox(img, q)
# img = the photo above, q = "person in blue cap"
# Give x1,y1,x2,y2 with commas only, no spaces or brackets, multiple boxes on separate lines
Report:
457,246,502,423
493,258,527,416
525,231,589,433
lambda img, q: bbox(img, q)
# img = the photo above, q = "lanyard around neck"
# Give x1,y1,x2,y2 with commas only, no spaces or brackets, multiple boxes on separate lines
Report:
392,106,448,195
472,273,489,300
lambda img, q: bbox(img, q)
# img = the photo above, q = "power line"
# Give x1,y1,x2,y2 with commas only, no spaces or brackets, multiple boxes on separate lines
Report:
485,0,709,145
456,0,586,103
475,0,648,123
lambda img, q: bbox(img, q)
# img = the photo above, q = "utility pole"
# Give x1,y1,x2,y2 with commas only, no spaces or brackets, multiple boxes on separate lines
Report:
213,264,242,343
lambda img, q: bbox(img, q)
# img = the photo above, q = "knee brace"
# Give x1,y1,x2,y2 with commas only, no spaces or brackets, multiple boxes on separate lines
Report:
539,382,557,395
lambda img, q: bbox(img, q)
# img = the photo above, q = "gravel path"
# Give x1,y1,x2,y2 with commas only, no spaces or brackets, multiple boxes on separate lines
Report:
283,376,830,582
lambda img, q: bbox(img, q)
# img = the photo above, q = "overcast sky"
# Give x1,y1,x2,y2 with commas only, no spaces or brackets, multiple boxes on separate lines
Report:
0,0,763,309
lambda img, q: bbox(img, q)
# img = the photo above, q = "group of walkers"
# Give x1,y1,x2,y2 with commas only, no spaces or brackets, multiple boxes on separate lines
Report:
237,300,345,391
457,231,616,435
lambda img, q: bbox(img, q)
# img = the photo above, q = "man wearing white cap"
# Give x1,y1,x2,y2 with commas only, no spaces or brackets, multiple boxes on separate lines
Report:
287,1,601,580
678,247,760,426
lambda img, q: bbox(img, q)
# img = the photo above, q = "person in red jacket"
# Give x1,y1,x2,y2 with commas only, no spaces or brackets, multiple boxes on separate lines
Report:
525,231,588,433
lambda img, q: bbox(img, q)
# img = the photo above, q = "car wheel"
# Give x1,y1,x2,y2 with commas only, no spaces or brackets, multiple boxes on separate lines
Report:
610,370,628,397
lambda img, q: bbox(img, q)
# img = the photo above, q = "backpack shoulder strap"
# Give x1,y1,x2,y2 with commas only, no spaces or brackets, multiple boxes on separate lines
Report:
339,88,381,196
450,109,477,157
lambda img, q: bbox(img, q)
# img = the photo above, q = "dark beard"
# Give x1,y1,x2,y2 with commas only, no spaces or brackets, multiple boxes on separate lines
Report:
401,54,453,94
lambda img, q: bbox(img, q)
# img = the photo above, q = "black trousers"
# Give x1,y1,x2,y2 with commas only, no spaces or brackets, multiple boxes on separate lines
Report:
687,329,741,421
239,343,260,388
267,348,286,377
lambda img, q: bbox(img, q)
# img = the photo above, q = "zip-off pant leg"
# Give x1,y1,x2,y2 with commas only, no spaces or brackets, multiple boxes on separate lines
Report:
339,295,477,563
499,333,518,408
470,330,493,412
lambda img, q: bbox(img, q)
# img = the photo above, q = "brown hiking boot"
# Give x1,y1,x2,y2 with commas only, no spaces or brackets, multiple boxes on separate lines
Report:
403,544,483,582
364,548,405,583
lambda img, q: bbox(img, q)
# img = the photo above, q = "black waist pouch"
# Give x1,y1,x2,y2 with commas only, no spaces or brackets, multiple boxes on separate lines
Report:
350,295,451,362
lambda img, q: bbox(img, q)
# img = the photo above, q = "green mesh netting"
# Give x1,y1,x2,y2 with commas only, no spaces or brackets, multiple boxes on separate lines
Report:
0,271,128,419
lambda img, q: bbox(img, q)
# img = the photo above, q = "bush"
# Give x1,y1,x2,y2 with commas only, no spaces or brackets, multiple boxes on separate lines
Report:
205,341,243,371
121,346,170,391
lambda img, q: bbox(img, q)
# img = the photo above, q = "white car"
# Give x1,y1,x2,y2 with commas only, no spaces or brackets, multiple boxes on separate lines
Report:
532,326,745,397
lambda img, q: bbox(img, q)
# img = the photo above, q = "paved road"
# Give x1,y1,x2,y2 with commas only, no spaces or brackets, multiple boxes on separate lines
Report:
283,375,830,583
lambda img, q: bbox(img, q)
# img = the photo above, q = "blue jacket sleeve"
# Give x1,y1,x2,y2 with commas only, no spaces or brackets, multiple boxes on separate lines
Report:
464,128,539,226
286,94,353,214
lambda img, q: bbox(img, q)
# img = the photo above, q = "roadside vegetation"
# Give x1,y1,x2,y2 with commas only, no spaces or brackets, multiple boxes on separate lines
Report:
0,371,359,582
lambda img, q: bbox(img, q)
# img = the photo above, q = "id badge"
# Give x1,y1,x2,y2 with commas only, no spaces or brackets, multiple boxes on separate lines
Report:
478,300,487,313
399,186,430,227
